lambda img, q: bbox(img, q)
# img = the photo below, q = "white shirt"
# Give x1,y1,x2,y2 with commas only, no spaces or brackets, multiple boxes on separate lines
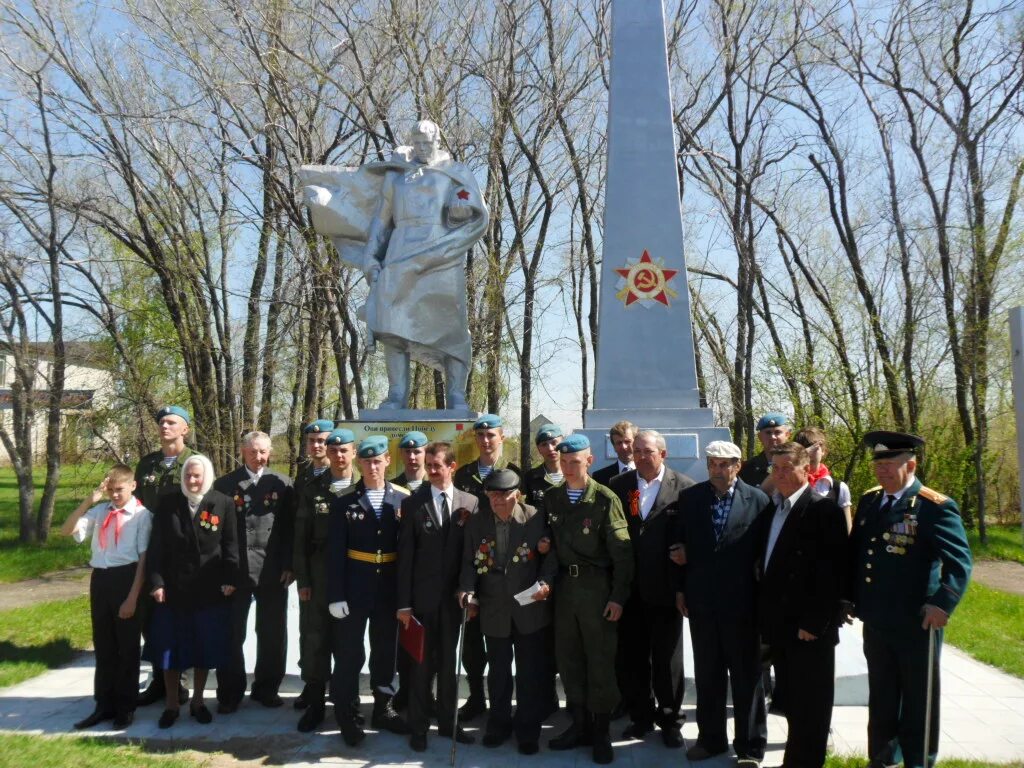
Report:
245,465,264,485
637,465,665,520
765,483,809,568
73,496,152,569
431,484,454,523
884,475,917,504
811,476,852,508
618,460,635,475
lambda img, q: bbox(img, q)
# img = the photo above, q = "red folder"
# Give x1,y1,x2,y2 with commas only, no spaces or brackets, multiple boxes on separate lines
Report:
400,615,426,664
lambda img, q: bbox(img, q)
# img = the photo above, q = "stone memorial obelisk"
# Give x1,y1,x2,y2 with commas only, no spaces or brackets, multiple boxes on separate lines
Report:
579,0,730,480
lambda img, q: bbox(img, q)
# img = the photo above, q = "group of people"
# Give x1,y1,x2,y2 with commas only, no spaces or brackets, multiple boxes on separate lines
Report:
62,406,973,768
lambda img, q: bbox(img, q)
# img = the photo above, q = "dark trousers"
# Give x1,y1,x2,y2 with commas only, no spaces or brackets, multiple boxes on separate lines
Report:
619,597,684,726
485,626,546,743
689,611,767,758
410,602,462,736
461,615,486,685
769,635,835,768
331,600,398,704
217,581,287,705
298,598,332,690
864,623,942,768
90,564,141,716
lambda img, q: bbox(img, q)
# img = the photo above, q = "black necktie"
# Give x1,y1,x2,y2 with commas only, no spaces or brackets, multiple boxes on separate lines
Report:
879,494,894,515
440,494,450,527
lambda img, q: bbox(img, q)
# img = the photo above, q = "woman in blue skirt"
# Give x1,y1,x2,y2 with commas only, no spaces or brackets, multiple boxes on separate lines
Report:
146,453,238,727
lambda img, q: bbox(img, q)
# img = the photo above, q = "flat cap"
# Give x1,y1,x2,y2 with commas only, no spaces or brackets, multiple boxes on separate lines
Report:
484,468,520,492
155,405,191,425
705,440,742,459
303,419,335,434
756,412,789,431
473,413,503,430
863,430,924,460
325,428,355,446
557,434,590,454
535,423,563,444
398,431,428,449
357,435,389,458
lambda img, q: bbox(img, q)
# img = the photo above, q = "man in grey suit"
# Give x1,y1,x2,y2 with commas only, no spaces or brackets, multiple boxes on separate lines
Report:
672,440,771,765
459,468,557,755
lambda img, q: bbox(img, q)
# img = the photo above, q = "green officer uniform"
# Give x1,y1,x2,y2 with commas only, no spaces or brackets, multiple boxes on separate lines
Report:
851,435,972,768
548,476,633,715
134,447,193,514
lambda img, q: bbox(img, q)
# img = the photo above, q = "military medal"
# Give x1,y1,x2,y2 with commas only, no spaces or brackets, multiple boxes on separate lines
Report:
582,517,592,535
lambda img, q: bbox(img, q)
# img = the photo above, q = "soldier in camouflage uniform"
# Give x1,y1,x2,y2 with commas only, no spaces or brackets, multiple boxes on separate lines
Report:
546,434,633,765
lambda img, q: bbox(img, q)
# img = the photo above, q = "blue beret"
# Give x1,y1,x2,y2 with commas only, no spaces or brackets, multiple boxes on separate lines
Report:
557,434,590,453
473,413,502,430
303,419,335,434
325,428,355,446
535,423,563,444
399,431,428,449
155,405,190,425
756,412,790,431
357,435,389,458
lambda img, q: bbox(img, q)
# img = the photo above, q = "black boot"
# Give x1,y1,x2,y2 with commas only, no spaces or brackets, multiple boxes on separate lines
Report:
458,677,486,720
549,704,587,750
337,711,365,747
297,685,325,732
592,713,613,764
371,691,410,734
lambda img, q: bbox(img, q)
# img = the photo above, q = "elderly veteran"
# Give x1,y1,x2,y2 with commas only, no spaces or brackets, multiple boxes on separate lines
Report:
135,405,194,707
738,412,791,493
850,432,972,768
293,427,357,731
327,435,410,745
672,440,771,765
547,434,634,765
453,413,520,720
458,468,557,754
392,430,429,491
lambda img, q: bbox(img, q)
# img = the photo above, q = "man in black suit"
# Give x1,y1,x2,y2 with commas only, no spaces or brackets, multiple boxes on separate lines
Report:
214,430,294,712
459,468,557,754
757,442,848,768
673,440,770,765
608,430,694,747
592,420,636,487
397,441,480,751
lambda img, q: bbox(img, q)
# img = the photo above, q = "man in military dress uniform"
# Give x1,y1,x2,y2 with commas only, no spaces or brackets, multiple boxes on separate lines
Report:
292,427,356,731
547,434,634,765
850,432,972,768
214,430,294,712
452,413,520,720
327,435,410,745
392,430,428,491
134,405,193,707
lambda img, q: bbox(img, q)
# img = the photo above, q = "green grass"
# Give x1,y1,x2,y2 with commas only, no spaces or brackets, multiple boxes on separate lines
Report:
945,582,1024,678
0,596,92,688
826,757,1023,768
968,524,1024,564
0,464,109,583
0,734,205,768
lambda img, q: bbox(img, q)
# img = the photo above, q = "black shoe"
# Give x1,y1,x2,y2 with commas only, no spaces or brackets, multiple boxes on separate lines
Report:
622,721,652,739
294,685,310,710
177,683,189,705
518,741,539,755
111,711,134,730
252,691,283,708
410,733,428,752
661,725,683,748
438,725,475,744
136,681,165,707
189,704,213,724
549,705,590,750
158,708,179,729
338,716,366,747
458,692,486,721
297,705,325,733
74,709,113,729
592,714,613,765
371,693,410,734
483,728,511,747
686,744,729,760
216,701,239,715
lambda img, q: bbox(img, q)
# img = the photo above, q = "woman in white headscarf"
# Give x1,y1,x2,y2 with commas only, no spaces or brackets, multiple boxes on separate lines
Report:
145,453,238,728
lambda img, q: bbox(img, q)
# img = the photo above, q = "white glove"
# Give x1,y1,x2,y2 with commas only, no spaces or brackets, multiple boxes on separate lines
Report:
329,601,350,619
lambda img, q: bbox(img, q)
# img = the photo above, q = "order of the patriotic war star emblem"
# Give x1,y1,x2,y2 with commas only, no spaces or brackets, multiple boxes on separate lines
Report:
615,249,679,307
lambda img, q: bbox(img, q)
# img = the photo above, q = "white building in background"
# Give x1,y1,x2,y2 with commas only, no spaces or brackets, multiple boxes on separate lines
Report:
0,341,118,465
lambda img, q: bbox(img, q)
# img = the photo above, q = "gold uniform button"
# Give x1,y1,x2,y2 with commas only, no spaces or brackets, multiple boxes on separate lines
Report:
867,549,874,555
865,577,872,583
866,563,872,569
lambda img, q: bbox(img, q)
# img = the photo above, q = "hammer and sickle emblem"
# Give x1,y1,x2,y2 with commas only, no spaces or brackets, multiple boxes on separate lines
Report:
634,268,657,291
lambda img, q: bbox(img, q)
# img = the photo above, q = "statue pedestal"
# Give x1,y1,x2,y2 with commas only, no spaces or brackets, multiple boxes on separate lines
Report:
340,415,480,476
358,407,477,422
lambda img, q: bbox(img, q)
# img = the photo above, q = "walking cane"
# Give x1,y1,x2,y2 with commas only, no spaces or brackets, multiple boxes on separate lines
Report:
452,600,470,767
923,626,936,768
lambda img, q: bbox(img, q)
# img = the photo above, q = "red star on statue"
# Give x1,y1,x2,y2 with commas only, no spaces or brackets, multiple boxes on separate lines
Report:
615,250,679,306
456,189,470,200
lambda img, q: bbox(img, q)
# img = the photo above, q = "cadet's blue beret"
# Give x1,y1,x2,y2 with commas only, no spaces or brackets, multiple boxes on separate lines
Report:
473,413,502,430
399,431,428,449
357,435,389,458
557,434,590,453
756,412,790,431
303,419,335,434
155,405,190,425
535,423,563,444
325,428,355,446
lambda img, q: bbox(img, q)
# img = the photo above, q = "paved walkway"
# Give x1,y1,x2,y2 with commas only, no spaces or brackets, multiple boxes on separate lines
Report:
1,620,1022,766
971,560,1024,596
0,567,89,611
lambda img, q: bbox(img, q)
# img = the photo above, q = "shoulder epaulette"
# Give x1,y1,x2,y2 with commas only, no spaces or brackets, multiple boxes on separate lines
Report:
864,485,883,495
391,484,411,496
917,486,949,504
